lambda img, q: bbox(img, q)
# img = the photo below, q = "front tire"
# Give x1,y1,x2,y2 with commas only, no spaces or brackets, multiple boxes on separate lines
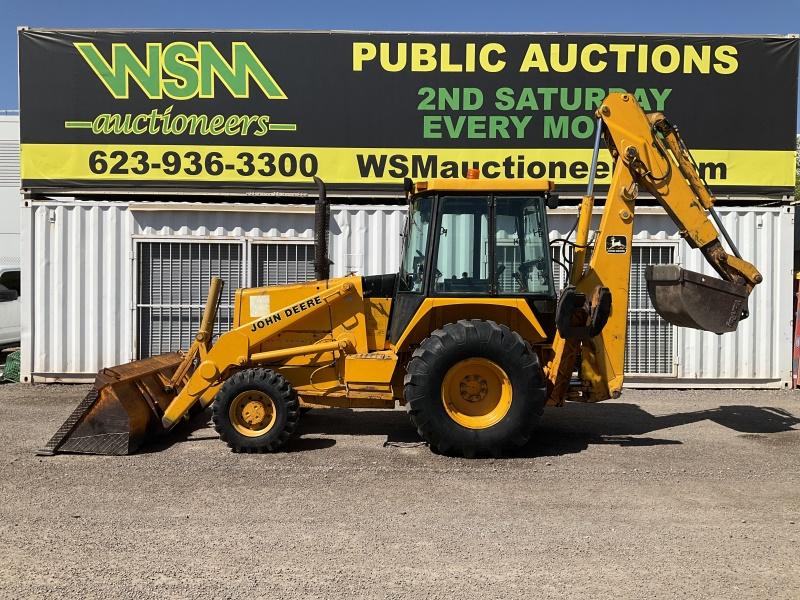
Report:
212,368,300,453
404,319,545,457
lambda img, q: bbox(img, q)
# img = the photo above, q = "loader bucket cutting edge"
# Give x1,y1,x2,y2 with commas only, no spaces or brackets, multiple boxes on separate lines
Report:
38,352,186,456
645,265,749,335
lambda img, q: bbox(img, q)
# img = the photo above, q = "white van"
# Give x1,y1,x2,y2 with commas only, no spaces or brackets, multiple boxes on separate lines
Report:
0,266,20,347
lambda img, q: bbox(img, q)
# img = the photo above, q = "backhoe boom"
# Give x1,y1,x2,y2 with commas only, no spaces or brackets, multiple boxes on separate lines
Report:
545,92,762,405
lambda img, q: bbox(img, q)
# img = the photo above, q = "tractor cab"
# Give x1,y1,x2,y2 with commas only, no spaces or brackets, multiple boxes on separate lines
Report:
388,176,558,342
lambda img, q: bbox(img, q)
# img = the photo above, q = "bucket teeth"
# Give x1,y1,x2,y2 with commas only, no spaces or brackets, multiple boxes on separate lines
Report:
37,388,101,455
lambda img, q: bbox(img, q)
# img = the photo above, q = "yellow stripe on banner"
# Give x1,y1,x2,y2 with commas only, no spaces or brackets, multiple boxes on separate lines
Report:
20,144,797,188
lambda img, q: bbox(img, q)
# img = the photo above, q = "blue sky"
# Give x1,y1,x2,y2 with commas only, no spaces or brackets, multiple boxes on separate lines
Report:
3,0,799,126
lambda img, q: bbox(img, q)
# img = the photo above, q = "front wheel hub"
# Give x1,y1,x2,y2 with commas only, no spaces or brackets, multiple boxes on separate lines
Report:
229,391,277,437
441,358,512,430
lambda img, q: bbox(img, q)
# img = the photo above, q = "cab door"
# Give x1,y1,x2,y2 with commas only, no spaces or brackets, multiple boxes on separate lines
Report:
388,194,435,343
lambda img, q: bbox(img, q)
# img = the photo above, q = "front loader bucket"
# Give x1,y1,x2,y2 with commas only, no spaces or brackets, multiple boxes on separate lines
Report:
39,277,224,456
38,352,185,455
645,265,749,334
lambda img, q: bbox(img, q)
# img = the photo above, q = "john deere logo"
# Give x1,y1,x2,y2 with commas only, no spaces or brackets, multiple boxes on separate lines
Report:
605,235,627,254
74,41,287,100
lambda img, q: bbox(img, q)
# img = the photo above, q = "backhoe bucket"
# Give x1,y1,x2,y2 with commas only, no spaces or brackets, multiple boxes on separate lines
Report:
38,352,186,455
645,265,749,334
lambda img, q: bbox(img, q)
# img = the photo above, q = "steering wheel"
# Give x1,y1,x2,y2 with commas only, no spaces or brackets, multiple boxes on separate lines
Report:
494,263,506,287
513,259,543,293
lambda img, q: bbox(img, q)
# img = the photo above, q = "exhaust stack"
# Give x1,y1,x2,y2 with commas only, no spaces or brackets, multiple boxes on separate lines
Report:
313,176,332,280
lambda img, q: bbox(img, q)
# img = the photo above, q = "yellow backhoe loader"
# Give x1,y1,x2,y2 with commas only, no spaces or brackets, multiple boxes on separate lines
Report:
41,92,762,458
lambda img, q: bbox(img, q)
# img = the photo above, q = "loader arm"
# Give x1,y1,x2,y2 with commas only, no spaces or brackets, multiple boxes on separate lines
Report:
160,281,356,428
546,92,762,404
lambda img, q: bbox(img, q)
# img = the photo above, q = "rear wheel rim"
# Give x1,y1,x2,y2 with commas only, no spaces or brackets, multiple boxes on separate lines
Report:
441,358,512,429
229,390,277,437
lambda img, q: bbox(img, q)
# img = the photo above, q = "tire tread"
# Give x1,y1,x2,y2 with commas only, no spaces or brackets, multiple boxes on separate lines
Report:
211,368,300,453
404,319,545,458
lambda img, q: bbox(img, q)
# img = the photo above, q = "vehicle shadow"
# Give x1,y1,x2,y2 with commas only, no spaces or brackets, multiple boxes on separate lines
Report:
143,407,343,454
144,401,799,457
139,407,219,453
294,402,800,458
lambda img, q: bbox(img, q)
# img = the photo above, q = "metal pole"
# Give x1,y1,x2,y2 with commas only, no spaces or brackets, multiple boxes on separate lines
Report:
569,118,604,286
586,117,603,197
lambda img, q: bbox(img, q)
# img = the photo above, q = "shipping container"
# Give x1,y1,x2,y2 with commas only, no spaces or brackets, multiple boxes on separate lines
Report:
20,199,794,387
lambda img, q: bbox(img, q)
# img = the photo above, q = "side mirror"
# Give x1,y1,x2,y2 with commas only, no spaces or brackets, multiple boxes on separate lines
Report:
546,193,559,210
0,288,18,302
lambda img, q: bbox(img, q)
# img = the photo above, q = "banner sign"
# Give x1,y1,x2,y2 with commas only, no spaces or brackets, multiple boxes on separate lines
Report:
18,30,799,194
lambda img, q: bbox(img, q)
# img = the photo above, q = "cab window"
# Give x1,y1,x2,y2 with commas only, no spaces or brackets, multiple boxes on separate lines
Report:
434,196,490,294
495,197,553,295
398,196,434,293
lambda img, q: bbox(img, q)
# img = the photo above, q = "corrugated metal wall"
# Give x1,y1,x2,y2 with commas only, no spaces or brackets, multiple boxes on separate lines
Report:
130,203,407,278
0,117,19,186
0,117,20,265
679,208,794,383
330,206,406,276
21,200,793,387
21,202,132,378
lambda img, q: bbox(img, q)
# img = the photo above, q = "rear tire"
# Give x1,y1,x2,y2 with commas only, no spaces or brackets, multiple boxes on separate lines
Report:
404,319,545,458
212,368,300,453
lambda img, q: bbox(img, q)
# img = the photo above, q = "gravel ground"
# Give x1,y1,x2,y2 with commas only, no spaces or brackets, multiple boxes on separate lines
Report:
0,383,798,599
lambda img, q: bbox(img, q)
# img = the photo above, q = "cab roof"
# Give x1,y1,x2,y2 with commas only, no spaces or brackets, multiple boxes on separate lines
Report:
412,178,555,195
